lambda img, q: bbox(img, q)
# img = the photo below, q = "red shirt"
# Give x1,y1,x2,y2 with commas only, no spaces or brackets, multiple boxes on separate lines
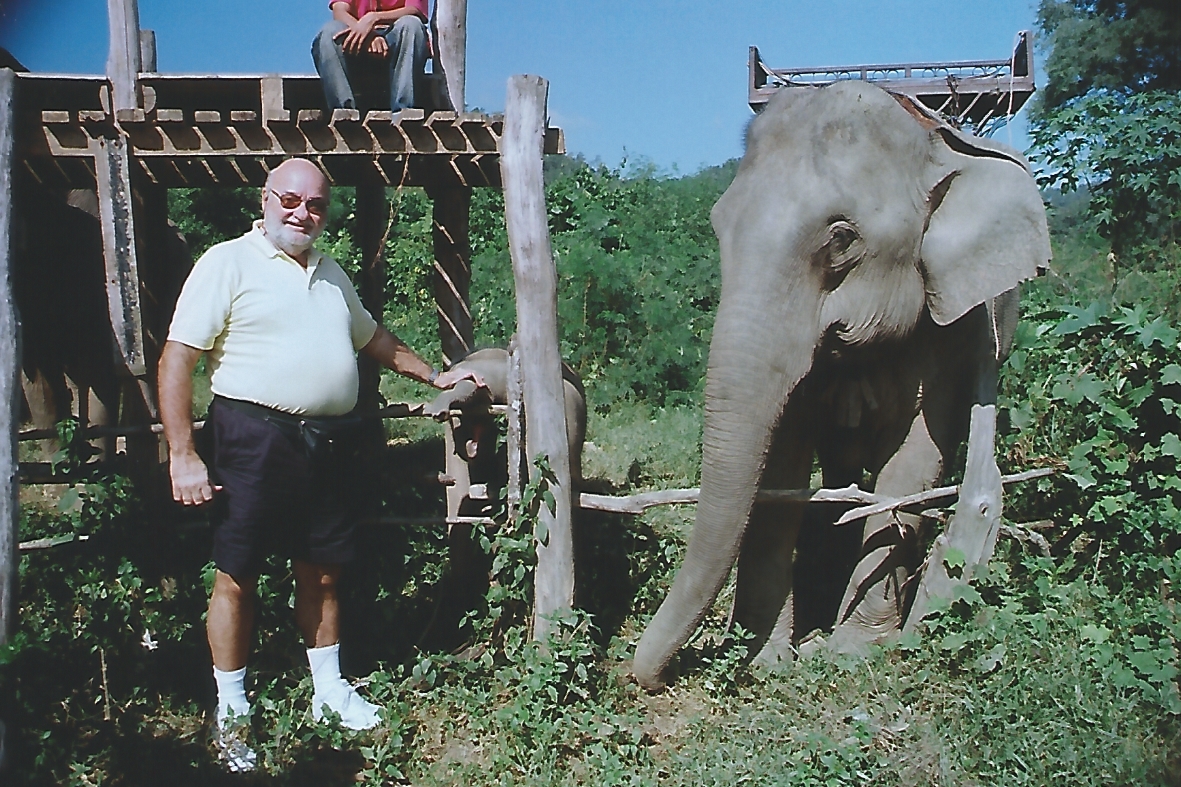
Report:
330,0,428,20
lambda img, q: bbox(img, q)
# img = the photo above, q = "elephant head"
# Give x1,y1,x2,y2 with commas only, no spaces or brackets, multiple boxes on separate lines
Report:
632,81,1050,691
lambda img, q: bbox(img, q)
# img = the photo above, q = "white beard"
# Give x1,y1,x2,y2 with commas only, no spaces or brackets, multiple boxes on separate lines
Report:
263,213,317,258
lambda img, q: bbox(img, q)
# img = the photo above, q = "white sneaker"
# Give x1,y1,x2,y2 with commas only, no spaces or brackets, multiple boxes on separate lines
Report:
211,716,257,773
311,679,381,730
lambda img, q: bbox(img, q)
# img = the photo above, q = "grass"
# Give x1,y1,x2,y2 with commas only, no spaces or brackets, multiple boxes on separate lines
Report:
10,394,1180,785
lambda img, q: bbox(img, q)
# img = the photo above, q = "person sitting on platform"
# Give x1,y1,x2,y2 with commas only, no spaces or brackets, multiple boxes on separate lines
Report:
312,0,429,113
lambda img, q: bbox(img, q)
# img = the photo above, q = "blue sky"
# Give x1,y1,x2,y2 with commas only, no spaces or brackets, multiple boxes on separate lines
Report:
0,0,1039,172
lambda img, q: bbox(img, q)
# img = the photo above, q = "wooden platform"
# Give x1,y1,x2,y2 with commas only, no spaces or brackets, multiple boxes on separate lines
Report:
749,30,1034,132
18,72,565,189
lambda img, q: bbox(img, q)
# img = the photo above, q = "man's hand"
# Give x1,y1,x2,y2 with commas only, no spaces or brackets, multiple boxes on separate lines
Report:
170,449,221,506
335,11,381,55
369,36,389,57
434,367,486,392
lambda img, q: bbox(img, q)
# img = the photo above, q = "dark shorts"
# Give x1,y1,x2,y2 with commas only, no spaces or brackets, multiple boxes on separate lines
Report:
207,398,363,579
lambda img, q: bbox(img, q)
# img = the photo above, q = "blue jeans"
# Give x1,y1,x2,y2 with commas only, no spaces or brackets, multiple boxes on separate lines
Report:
312,16,427,112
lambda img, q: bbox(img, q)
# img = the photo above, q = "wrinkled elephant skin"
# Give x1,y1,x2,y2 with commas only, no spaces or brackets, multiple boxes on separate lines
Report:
425,347,587,484
633,82,1050,691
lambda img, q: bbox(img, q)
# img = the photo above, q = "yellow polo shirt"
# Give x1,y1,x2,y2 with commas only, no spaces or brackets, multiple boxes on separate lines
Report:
167,222,379,416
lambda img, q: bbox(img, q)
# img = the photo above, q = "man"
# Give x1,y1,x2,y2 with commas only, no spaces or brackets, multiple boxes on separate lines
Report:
312,0,429,113
159,158,479,772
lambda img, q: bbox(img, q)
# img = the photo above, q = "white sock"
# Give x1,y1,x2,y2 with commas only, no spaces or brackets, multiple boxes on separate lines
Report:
213,666,250,723
307,642,380,729
307,643,343,696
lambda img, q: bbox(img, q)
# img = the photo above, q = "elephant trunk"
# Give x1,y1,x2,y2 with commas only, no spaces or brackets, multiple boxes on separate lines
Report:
633,286,822,690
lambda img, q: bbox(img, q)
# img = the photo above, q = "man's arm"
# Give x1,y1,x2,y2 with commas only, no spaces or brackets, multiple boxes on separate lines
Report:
332,1,426,55
159,340,220,506
360,326,483,390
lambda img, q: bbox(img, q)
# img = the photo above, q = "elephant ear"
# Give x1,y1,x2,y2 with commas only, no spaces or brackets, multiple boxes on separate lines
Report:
919,130,1051,328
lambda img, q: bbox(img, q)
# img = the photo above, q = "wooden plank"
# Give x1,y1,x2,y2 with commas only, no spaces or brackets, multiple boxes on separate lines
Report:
261,76,289,123
501,75,573,639
93,136,148,375
434,0,467,112
106,0,142,114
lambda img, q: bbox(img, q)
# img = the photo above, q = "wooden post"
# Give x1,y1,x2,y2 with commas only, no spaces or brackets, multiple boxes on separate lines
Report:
434,0,467,111
106,0,143,116
0,69,21,652
427,182,473,366
905,358,1003,632
356,181,390,412
506,335,523,523
139,29,157,74
501,75,574,639
0,71,22,773
94,136,148,378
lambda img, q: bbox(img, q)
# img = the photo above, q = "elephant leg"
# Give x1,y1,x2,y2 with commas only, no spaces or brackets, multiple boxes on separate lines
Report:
733,417,813,665
830,407,943,651
791,459,865,640
21,367,69,460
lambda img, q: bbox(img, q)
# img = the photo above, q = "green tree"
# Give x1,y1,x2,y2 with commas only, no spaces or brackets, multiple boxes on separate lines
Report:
1029,0,1181,270
1034,0,1181,116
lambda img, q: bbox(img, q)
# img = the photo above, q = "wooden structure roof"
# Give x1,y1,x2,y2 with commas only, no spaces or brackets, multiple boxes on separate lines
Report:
19,72,564,190
749,30,1035,133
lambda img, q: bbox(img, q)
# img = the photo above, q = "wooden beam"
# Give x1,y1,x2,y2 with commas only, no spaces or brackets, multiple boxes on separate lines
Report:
106,0,143,115
0,68,21,652
434,0,467,112
94,136,148,376
0,70,21,767
428,182,473,365
139,29,157,74
906,344,1004,634
501,75,574,640
355,180,390,412
577,468,1055,516
506,336,523,523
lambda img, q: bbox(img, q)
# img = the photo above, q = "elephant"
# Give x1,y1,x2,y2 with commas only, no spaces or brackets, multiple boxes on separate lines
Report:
418,347,587,648
632,81,1051,691
13,180,191,462
424,347,587,487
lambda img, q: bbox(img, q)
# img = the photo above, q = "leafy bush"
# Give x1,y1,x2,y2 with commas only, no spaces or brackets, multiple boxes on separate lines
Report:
1000,300,1181,590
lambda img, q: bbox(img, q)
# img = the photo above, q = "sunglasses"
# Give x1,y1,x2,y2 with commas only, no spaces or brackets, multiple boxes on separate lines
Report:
269,189,329,216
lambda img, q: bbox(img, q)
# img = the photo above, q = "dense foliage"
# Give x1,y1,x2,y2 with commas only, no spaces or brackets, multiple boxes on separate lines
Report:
1034,0,1181,116
1030,0,1181,268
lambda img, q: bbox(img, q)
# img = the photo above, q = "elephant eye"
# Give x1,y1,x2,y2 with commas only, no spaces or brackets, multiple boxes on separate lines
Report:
817,220,864,285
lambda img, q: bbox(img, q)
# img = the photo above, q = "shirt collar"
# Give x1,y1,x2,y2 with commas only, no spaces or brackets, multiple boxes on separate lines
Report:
249,221,322,271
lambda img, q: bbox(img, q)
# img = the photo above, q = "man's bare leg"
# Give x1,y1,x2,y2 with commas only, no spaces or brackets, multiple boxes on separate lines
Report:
293,560,340,647
295,559,380,729
208,569,256,671
206,569,259,770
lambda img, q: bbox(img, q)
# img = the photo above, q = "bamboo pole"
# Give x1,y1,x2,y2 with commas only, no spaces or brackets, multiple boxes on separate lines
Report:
501,75,574,639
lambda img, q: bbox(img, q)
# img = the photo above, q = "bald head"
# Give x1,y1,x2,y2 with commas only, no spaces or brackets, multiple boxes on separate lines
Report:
265,158,330,195
260,158,331,266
